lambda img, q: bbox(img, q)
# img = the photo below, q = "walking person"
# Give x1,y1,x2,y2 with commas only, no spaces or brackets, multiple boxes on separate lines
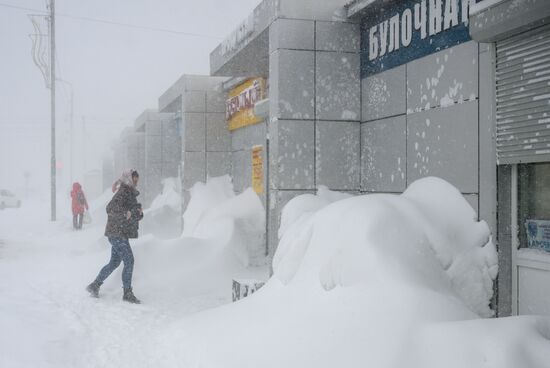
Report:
86,169,143,304
71,182,88,230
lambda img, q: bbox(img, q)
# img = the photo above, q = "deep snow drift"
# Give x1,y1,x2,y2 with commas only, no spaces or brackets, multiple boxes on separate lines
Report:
1,177,549,368
183,175,266,267
153,177,550,368
0,177,268,368
141,178,182,239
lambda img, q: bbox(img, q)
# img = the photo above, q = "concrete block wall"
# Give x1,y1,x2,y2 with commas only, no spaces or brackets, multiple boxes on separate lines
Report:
102,156,115,192
127,132,146,180
159,75,230,217
136,111,176,206
360,40,496,223
231,121,267,196
360,40,499,312
114,127,132,180
161,118,181,179
113,143,127,185
268,18,361,258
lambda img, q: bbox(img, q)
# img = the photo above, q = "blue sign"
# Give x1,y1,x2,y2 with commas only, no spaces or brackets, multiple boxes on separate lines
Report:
360,0,484,78
526,220,550,252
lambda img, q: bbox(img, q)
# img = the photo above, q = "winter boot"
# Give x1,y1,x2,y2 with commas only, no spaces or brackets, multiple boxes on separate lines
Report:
86,280,102,298
123,287,141,304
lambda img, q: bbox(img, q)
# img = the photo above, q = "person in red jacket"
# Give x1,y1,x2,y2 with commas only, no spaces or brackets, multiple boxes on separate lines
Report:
71,182,89,230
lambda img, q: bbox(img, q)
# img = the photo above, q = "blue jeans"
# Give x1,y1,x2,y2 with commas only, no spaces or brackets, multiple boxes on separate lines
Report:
95,237,134,289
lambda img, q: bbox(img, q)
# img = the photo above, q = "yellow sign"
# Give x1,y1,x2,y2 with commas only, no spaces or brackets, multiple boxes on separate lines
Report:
226,78,265,131
252,145,264,194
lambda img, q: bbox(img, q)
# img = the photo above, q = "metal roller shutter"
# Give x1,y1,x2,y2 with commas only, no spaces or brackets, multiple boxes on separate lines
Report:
496,24,550,165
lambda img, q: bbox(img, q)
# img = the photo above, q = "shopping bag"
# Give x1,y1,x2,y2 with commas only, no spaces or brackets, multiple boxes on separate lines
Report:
83,211,92,224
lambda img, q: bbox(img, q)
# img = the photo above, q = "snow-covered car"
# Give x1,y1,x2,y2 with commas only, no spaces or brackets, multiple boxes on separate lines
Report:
0,189,21,209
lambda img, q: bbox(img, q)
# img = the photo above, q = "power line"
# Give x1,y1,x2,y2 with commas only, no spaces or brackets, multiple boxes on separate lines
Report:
0,121,130,126
0,1,223,40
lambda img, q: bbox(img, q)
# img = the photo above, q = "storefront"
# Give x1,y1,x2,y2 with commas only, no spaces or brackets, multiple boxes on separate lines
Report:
468,0,550,316
202,0,550,315
224,76,268,200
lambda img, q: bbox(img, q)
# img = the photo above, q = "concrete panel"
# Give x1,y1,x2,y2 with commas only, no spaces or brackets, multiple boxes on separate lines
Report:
269,49,315,120
206,113,232,152
232,150,249,193
162,136,181,162
127,133,141,148
316,51,360,121
145,120,162,136
407,41,478,112
270,120,315,190
316,121,360,190
146,163,163,198
160,97,182,115
497,165,512,317
231,126,246,152
210,1,275,76
137,146,146,172
162,161,180,179
279,0,350,21
207,151,232,179
182,151,206,189
182,91,206,113
269,18,314,53
231,122,267,151
162,119,179,137
206,91,226,113
145,135,162,164
362,65,406,122
407,101,479,193
316,21,360,53
470,0,550,43
464,194,479,216
181,74,227,92
182,113,206,152
361,115,407,192
479,43,491,54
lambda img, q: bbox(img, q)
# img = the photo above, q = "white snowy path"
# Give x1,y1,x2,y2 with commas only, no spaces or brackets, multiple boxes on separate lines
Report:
0,200,229,368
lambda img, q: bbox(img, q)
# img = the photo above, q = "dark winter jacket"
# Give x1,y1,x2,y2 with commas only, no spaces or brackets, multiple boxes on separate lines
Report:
104,183,143,239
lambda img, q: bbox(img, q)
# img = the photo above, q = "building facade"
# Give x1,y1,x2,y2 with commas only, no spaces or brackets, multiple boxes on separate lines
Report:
158,74,230,213
110,0,550,317
204,0,550,317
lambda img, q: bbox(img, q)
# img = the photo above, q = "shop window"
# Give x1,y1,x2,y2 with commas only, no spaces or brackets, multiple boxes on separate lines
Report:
518,163,550,252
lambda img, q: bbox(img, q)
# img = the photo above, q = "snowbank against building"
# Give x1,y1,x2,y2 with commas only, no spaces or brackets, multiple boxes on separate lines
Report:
182,175,266,267
154,177,550,368
129,175,267,302
141,178,182,238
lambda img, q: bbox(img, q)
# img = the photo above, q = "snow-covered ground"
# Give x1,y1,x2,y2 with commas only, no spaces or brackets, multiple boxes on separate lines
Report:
1,177,549,368
0,179,267,368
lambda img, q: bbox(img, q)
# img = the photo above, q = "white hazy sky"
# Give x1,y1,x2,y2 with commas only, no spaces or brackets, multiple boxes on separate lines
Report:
0,0,260,193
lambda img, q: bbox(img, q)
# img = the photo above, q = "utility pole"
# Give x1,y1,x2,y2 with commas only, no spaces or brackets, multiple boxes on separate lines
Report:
49,0,56,221
69,86,74,185
82,116,86,173
58,79,74,184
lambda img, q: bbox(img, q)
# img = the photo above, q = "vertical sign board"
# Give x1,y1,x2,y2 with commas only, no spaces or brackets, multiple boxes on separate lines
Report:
226,78,266,131
360,0,485,78
252,145,264,194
